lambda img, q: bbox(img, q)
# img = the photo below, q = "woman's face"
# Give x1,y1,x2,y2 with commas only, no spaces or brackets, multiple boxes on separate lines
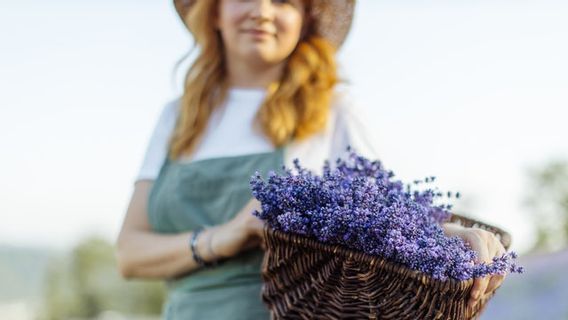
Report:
216,0,306,68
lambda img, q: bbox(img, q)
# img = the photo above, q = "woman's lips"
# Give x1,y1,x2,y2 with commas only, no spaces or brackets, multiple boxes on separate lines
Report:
243,29,274,39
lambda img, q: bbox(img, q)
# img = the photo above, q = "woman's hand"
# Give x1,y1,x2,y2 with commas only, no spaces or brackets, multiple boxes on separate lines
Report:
206,199,266,260
442,223,507,309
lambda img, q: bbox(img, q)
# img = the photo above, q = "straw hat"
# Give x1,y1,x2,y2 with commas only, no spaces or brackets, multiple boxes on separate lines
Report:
173,0,356,49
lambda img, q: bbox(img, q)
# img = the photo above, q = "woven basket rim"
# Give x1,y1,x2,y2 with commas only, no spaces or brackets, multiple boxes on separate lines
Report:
265,227,472,292
263,213,512,293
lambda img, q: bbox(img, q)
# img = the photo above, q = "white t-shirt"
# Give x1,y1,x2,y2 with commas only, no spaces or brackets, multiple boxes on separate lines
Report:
135,85,378,183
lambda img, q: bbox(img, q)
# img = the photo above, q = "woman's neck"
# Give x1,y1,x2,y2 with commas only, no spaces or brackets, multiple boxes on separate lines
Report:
225,56,285,89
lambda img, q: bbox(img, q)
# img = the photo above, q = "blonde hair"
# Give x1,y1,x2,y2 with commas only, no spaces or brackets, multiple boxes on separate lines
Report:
169,0,338,160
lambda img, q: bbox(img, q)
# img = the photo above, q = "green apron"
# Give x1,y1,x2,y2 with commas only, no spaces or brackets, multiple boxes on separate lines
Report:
147,148,284,319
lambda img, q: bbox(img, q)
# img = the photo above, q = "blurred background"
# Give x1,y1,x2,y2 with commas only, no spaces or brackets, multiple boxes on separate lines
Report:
1,0,567,319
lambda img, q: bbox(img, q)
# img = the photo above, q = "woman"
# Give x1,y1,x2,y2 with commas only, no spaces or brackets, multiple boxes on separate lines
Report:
116,0,506,318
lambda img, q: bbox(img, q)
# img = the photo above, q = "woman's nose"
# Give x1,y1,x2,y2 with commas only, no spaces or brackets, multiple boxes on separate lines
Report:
249,0,275,22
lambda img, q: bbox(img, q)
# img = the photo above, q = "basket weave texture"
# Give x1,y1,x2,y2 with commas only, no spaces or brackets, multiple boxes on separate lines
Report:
261,214,511,320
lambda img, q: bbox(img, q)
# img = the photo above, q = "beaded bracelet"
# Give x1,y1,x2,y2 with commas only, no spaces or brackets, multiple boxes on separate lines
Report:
190,227,218,268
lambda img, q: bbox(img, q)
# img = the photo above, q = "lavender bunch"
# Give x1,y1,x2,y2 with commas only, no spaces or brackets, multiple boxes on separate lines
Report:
250,148,523,281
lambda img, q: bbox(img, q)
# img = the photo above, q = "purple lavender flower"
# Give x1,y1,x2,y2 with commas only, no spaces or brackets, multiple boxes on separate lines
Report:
250,148,523,281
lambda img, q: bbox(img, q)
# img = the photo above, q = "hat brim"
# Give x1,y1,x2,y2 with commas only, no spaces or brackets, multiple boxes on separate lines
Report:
173,0,355,49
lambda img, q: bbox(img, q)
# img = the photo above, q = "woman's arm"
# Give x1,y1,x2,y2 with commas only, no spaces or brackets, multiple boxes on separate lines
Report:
115,181,265,280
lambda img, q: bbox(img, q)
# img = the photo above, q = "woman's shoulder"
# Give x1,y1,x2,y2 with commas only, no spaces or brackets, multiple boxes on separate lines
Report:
150,96,182,144
133,97,182,183
159,97,182,122
328,82,365,135
329,82,366,117
151,96,183,137
328,82,379,160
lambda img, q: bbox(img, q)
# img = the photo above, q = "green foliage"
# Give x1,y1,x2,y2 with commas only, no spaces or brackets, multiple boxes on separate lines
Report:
40,236,165,320
524,160,568,252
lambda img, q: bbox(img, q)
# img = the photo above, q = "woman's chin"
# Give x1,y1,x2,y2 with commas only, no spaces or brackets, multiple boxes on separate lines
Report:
239,50,283,68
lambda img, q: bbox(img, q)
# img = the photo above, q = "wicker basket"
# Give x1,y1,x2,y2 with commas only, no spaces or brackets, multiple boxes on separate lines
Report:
260,214,511,320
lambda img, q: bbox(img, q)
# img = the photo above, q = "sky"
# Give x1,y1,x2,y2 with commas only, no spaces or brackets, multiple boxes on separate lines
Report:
1,0,567,253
